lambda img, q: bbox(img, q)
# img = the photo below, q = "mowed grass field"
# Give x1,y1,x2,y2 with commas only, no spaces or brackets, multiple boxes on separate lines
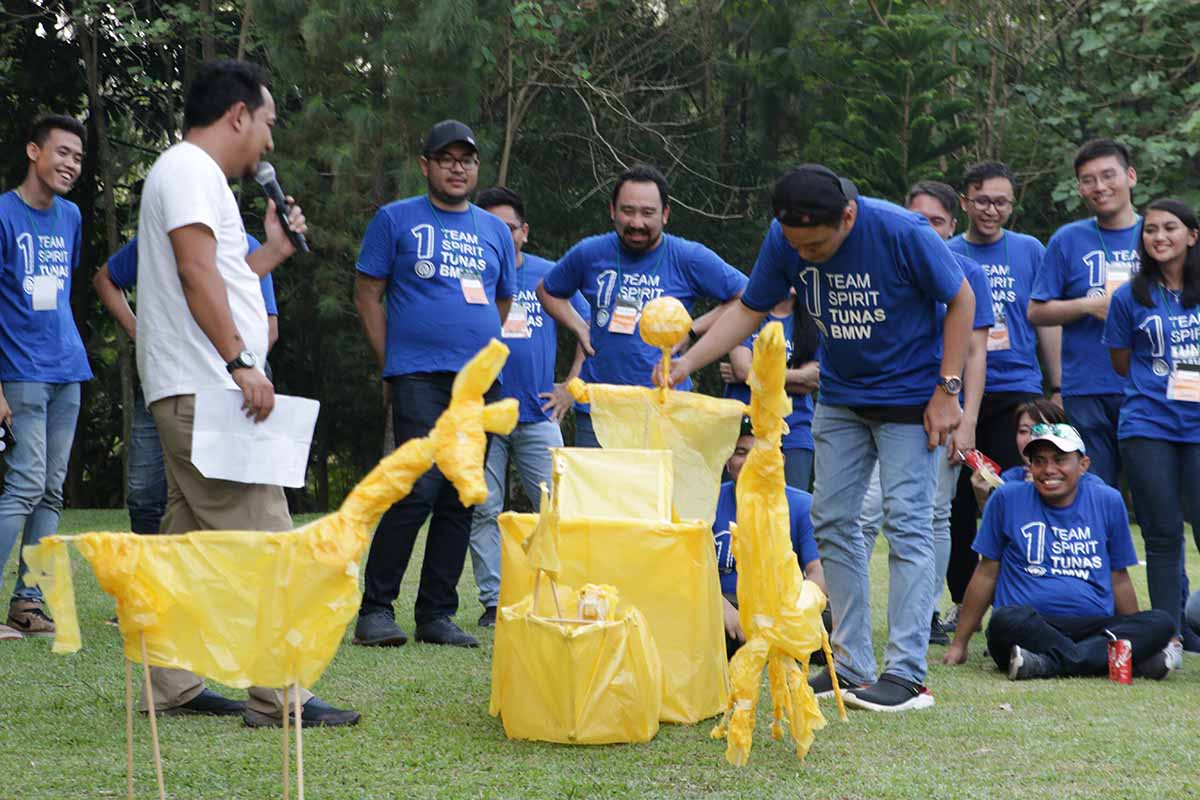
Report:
1,509,1198,799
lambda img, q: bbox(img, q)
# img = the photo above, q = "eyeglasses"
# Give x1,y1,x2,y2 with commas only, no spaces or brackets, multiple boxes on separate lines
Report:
502,221,524,233
965,195,1012,212
429,153,480,172
1078,169,1122,190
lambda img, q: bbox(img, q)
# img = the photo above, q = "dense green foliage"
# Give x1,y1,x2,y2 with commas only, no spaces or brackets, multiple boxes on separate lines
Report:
2,0,1198,509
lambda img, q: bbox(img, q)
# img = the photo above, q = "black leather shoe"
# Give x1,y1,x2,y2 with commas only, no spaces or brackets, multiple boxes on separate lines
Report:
415,618,479,648
353,610,407,647
243,696,361,728
162,688,246,717
478,607,497,628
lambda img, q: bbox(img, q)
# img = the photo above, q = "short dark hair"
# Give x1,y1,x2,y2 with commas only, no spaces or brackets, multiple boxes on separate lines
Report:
29,115,86,148
611,164,669,209
1074,139,1131,174
183,59,270,131
906,181,958,217
961,161,1015,193
1133,198,1200,310
476,186,525,222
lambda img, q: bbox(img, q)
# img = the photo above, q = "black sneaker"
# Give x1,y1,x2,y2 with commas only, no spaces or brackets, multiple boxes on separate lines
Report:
1134,649,1170,681
807,668,865,699
352,610,407,647
929,612,950,646
478,606,497,628
415,617,479,648
843,673,935,712
161,688,246,717
243,696,361,728
1007,645,1056,680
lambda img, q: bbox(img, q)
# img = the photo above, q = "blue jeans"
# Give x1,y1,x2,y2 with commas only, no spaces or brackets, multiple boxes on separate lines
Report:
811,403,938,686
127,388,167,534
574,411,599,448
1120,436,1200,636
859,448,957,610
469,419,562,608
0,381,81,601
1063,394,1122,487
783,447,814,491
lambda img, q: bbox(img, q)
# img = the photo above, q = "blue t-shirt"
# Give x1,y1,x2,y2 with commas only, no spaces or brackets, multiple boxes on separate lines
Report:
356,197,517,378
542,232,747,392
711,481,819,596
948,232,1045,394
741,199,965,406
723,312,814,451
1034,218,1141,396
1102,282,1200,443
973,479,1138,617
501,253,589,423
108,234,278,314
0,191,91,383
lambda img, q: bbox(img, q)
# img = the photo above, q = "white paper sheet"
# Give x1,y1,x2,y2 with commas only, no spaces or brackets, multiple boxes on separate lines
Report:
191,389,319,488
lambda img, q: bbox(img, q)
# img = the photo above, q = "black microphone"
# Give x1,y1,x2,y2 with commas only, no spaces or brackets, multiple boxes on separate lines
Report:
254,162,309,253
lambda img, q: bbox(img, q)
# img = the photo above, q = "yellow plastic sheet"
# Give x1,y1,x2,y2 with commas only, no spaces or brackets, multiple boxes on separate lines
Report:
709,321,842,765
495,511,727,724
491,581,663,745
23,340,518,689
553,448,672,521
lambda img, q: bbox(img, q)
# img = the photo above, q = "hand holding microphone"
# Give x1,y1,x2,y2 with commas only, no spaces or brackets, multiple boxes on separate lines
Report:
255,162,309,254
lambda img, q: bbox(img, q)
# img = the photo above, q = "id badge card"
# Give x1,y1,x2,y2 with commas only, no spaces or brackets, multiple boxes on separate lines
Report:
1106,260,1132,295
31,274,57,311
1167,364,1200,403
501,302,531,339
987,310,1011,352
608,296,640,335
461,274,488,305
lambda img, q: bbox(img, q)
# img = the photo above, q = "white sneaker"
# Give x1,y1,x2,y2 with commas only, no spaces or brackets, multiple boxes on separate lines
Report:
1165,640,1184,671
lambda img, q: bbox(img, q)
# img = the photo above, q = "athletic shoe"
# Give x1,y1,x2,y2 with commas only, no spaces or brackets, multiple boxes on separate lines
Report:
843,674,935,712
1134,649,1170,681
941,604,962,633
352,610,407,647
160,688,246,717
243,696,361,728
1007,645,1055,680
0,623,23,641
7,599,54,637
929,612,950,646
807,668,865,699
478,606,497,628
415,617,479,648
1165,640,1184,671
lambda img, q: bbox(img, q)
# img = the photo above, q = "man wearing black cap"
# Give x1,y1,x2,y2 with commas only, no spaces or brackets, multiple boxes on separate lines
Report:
353,119,517,648
668,164,974,711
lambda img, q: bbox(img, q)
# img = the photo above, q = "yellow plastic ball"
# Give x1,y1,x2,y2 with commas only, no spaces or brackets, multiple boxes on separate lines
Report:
639,296,692,350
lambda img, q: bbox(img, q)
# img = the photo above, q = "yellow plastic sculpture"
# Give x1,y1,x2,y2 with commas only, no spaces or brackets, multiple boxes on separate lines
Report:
23,340,519,689
568,296,746,523
709,321,845,765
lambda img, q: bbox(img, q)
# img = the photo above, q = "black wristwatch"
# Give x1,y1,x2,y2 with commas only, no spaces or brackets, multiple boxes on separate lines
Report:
938,375,963,395
225,350,258,374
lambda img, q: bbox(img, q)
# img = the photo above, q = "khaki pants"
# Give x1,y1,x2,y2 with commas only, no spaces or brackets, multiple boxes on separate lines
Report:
140,394,313,715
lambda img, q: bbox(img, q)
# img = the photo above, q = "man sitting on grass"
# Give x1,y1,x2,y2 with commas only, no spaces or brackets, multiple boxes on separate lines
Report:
943,423,1174,680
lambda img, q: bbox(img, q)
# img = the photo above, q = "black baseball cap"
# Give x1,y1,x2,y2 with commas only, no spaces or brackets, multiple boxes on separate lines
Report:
739,415,754,438
423,120,477,156
772,164,859,226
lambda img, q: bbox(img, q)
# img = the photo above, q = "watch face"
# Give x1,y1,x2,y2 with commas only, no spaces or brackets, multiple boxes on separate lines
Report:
943,377,962,393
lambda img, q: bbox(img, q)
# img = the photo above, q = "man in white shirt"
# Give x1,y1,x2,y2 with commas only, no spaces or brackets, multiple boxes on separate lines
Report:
136,59,357,727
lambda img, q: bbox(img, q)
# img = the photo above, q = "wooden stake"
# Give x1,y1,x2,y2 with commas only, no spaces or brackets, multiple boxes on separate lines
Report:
282,686,291,800
125,656,134,800
139,633,167,800
293,686,305,800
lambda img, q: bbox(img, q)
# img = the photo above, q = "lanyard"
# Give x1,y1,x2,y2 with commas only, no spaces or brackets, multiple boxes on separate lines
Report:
425,198,481,276
1093,216,1140,265
1158,283,1184,370
613,235,668,309
14,190,59,245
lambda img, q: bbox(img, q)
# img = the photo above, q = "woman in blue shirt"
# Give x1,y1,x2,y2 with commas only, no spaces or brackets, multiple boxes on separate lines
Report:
1103,198,1200,670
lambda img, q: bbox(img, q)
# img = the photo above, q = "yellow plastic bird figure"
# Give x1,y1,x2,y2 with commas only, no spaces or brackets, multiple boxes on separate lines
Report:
23,340,519,690
567,296,746,523
709,321,845,766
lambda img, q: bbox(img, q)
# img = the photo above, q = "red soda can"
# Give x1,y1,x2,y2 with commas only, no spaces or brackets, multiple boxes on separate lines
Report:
1107,637,1133,684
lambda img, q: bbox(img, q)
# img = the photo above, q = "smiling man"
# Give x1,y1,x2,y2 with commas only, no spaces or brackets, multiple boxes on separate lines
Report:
942,423,1173,680
0,115,90,642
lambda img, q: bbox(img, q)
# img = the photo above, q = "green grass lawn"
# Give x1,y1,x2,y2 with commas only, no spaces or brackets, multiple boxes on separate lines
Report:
2,509,1198,799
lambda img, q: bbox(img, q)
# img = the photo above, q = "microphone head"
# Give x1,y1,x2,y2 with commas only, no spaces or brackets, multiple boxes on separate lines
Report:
254,162,276,185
